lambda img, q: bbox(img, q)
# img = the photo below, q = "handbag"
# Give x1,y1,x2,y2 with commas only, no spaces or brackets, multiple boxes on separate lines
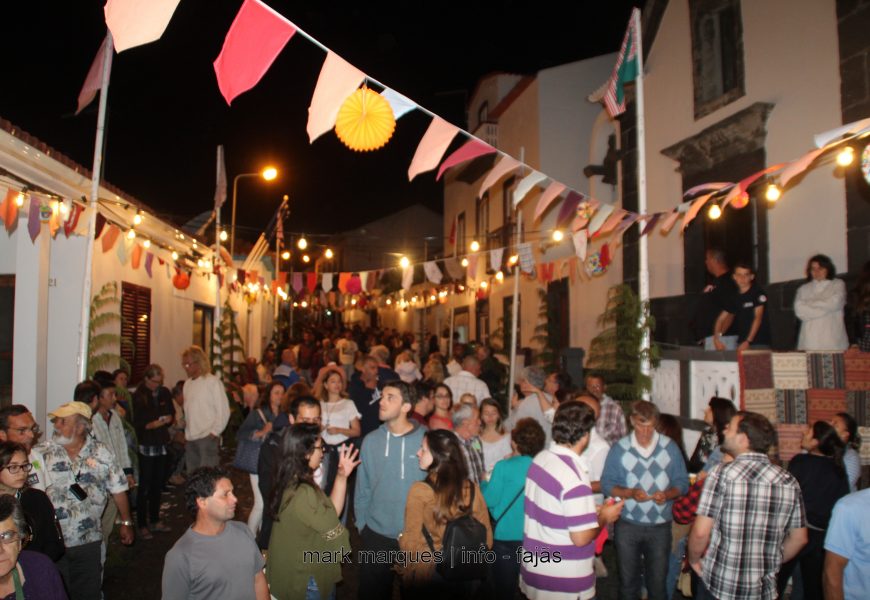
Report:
232,409,266,474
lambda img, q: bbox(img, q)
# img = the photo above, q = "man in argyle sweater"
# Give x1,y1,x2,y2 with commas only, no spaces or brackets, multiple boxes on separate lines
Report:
601,400,689,600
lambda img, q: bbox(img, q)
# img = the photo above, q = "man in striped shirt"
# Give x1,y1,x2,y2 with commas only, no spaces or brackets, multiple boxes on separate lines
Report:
521,401,624,600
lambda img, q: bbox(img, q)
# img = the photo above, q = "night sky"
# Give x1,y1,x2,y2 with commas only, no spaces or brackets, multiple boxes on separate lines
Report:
2,1,636,247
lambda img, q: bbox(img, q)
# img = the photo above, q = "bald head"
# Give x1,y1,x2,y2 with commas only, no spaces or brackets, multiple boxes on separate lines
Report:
462,356,481,376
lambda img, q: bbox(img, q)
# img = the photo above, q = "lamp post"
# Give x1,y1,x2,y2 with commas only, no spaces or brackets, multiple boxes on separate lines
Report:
230,166,278,257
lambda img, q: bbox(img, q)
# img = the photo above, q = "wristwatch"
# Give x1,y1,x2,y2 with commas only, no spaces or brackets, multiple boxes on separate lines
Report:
119,520,134,527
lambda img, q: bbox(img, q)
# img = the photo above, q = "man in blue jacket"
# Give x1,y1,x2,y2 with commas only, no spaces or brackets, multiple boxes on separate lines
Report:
354,380,425,600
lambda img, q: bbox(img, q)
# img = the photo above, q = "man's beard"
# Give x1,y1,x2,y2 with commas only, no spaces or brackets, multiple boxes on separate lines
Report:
52,432,74,445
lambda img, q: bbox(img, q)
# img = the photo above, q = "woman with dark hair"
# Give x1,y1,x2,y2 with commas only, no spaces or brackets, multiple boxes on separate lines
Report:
398,429,492,597
688,397,736,473
483,418,546,599
657,414,689,469
0,495,66,598
777,421,850,598
265,423,359,600
795,253,848,350
428,384,454,431
479,398,511,475
831,412,862,491
0,443,64,562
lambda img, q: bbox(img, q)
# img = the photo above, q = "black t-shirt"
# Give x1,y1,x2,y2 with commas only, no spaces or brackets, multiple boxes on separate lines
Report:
350,379,382,439
788,453,849,529
692,272,738,341
726,283,771,345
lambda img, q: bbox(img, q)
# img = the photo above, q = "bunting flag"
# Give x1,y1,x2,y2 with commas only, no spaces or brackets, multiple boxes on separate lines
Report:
479,155,521,198
338,272,351,294
408,117,459,180
104,0,181,52
76,35,110,115
448,215,456,247
214,145,228,209
588,7,640,118
681,194,712,231
587,204,615,236
659,211,681,234
444,258,463,280
514,170,548,207
780,148,826,187
534,182,567,221
436,139,496,180
424,261,443,284
557,192,583,228
723,164,786,209
538,262,555,284
0,189,20,232
214,0,297,105
48,206,62,238
27,197,40,242
402,266,413,291
640,213,662,236
63,203,84,237
292,272,303,293
600,243,612,267
145,252,154,278
381,88,416,120
116,235,130,266
598,208,628,236
322,272,333,292
517,242,535,274
131,244,143,269
467,255,479,280
572,229,588,261
95,213,107,239
814,117,870,148
101,225,121,253
489,247,504,272
277,272,288,287
615,212,640,235
306,272,317,293
365,271,377,292
307,51,366,143
347,274,362,294
358,271,369,292
568,257,578,285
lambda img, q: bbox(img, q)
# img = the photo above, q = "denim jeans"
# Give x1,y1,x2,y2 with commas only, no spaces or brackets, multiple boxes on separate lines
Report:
489,539,522,599
614,520,672,600
305,575,336,600
665,535,687,598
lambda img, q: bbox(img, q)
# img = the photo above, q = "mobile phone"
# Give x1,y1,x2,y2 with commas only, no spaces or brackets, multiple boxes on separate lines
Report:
69,483,88,501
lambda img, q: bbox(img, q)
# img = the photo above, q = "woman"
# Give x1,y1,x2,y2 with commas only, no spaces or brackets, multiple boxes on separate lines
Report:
398,429,493,596
657,414,689,469
237,380,285,536
395,351,422,384
688,397,736,473
851,274,870,351
428,385,454,431
0,495,66,599
265,423,359,600
132,364,174,539
317,368,361,447
777,421,850,598
479,398,512,475
831,412,862,491
422,358,445,385
795,254,849,350
0,443,64,562
257,346,277,385
482,418,545,599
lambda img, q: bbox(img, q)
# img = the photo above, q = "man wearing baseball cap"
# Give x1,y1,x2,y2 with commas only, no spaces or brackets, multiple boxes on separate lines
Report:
36,401,134,600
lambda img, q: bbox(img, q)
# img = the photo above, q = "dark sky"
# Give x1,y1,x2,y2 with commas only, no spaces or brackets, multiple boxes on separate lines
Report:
2,1,637,246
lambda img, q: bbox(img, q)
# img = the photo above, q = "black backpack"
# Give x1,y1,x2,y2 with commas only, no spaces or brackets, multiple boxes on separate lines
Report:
421,481,489,582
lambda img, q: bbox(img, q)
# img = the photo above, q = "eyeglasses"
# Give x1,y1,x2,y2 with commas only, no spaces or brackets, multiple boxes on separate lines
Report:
5,426,39,436
1,463,32,474
0,531,20,545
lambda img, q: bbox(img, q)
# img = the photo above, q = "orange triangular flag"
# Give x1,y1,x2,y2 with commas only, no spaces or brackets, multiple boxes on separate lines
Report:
131,244,143,269
0,189,19,232
101,225,121,253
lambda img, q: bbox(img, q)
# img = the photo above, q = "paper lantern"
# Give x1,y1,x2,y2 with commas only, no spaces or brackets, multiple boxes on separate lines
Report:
334,86,396,152
172,269,191,290
862,143,870,186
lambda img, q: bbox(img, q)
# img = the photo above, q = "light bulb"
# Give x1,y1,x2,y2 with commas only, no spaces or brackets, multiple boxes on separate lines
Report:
133,213,142,226
262,166,278,181
399,256,410,269
281,251,290,260
297,237,308,250
302,254,310,263
293,302,299,307
508,254,518,266
59,202,70,218
219,230,228,242
836,146,854,167
325,248,334,259
301,301,308,308
197,259,204,268
386,298,392,305
14,192,24,207
552,230,564,242
143,239,151,249
480,281,488,289
708,204,722,220
461,258,469,267
171,251,179,261
495,271,504,281
430,294,436,301
765,183,781,202
351,298,357,305
127,229,136,240
470,240,480,252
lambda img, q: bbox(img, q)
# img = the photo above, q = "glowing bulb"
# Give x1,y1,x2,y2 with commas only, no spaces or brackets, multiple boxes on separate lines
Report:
127,229,136,240
293,302,299,307
143,239,151,249
133,213,142,226
219,230,228,242
552,230,564,242
765,183,781,202
14,192,24,207
430,294,436,301
192,242,198,250
351,298,357,306
495,271,504,281
297,237,308,250
302,254,310,263
197,259,204,268
171,251,179,261
325,248,334,259
59,202,70,218
708,204,722,220
300,301,308,308
470,240,480,252
281,251,290,260
480,281,488,289
399,256,410,269
386,298,392,305
508,254,518,266
461,258,469,268
262,166,278,181
836,146,854,167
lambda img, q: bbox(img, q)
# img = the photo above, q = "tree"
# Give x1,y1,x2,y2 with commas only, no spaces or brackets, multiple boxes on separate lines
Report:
211,299,246,385
530,287,559,373
87,281,132,377
585,284,660,401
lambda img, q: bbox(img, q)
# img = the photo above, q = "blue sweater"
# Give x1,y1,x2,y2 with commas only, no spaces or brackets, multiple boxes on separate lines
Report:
483,455,532,541
600,433,689,525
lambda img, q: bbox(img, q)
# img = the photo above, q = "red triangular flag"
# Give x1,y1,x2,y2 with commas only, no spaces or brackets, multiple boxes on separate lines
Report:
63,203,84,238
76,35,109,115
306,272,317,293
437,139,496,180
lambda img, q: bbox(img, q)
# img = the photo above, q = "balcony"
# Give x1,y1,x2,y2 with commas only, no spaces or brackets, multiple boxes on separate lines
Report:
472,120,499,147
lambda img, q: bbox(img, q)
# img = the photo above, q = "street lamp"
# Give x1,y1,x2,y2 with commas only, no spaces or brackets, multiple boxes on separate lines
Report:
230,166,278,256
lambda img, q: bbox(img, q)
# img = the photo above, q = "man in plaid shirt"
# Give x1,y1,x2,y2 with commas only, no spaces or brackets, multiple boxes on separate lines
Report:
688,411,807,600
585,375,626,445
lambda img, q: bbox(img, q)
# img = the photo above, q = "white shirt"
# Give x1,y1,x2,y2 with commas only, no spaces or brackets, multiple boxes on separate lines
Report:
321,399,361,446
443,370,491,406
794,278,849,351
481,433,512,474
579,428,610,505
91,408,132,472
183,373,230,442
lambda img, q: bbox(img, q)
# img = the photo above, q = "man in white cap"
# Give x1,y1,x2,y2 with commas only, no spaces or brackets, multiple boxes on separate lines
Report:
36,401,134,600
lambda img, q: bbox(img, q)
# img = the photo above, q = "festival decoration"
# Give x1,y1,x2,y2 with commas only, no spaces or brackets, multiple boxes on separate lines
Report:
408,117,459,181
863,144,870,186
334,86,396,152
307,52,366,143
104,0,181,52
172,268,191,290
437,139,495,180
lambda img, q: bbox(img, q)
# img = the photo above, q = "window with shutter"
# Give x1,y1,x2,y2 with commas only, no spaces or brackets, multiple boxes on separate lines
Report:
121,282,151,384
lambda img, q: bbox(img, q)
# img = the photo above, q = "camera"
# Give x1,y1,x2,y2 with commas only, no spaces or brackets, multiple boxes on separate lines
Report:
69,483,88,501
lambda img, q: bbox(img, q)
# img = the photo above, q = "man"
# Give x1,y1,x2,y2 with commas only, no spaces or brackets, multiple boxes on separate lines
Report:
0,405,47,489
39,401,134,600
355,380,425,600
443,355,492,406
182,345,230,471
521,401,624,600
586,374,627,446
113,368,134,420
162,467,268,600
452,404,485,484
475,343,505,399
271,346,301,388
713,262,772,351
296,328,318,384
691,249,738,348
350,355,382,439
575,393,610,505
508,366,554,443
410,381,434,425
824,488,870,599
688,411,807,600
601,400,689,600
369,344,399,384
336,328,359,382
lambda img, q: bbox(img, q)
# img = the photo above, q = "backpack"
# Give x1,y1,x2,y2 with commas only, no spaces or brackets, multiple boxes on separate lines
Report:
421,481,489,582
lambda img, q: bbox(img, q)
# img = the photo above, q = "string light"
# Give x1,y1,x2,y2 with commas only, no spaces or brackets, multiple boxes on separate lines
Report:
58,202,70,218
281,251,290,260
133,213,142,226
219,230,228,242
297,237,308,250
300,300,308,308
302,254,310,263
325,248,334,259
351,298,357,306
430,294,436,301
480,281,488,289
399,256,410,269
386,298,392,305
469,240,480,252
707,204,722,220
127,229,136,240
508,254,518,266
552,230,564,242
836,146,854,167
171,251,179,261
461,258,469,267
143,239,151,249
765,183,781,202
495,271,504,281
14,192,25,207
192,241,198,249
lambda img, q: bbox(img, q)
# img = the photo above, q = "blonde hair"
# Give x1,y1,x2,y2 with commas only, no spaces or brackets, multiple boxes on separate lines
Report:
181,346,211,375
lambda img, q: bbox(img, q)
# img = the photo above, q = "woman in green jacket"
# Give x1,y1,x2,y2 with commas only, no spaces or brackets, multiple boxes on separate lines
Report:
265,422,359,600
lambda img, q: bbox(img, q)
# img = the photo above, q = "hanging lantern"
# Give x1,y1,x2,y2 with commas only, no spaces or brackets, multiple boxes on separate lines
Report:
861,143,870,186
334,86,396,152
172,269,191,290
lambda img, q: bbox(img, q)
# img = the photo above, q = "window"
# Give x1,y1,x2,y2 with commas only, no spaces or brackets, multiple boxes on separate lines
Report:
456,212,466,257
477,102,489,129
475,193,489,250
0,276,13,407
690,0,745,119
192,304,214,357
547,278,571,353
476,298,490,345
121,282,151,384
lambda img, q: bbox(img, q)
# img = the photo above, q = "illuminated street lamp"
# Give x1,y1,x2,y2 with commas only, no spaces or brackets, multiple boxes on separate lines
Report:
230,165,278,256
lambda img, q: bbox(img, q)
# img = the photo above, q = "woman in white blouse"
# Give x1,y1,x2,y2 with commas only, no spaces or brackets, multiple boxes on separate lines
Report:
315,366,361,446
479,398,512,477
794,254,849,351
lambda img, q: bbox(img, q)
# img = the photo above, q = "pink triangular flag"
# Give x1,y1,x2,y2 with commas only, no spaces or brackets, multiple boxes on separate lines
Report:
572,229,588,260
408,117,459,181
681,194,712,231
307,51,366,143
76,35,109,115
587,204,615,236
467,255,479,280
436,139,495,180
659,211,681,234
213,0,297,105
598,208,628,236
104,0,181,52
479,155,521,198
292,273,303,293
780,148,826,187
402,266,413,291
534,182,567,221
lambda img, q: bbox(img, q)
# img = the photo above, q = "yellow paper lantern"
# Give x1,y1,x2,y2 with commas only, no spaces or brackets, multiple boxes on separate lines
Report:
335,86,396,152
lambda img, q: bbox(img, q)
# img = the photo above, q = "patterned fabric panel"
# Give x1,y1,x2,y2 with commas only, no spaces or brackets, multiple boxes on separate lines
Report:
846,391,870,427
844,349,870,391
772,353,809,390
860,427,870,466
807,352,846,389
740,351,773,390
776,424,806,462
807,389,847,424
776,390,807,424
744,389,777,424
